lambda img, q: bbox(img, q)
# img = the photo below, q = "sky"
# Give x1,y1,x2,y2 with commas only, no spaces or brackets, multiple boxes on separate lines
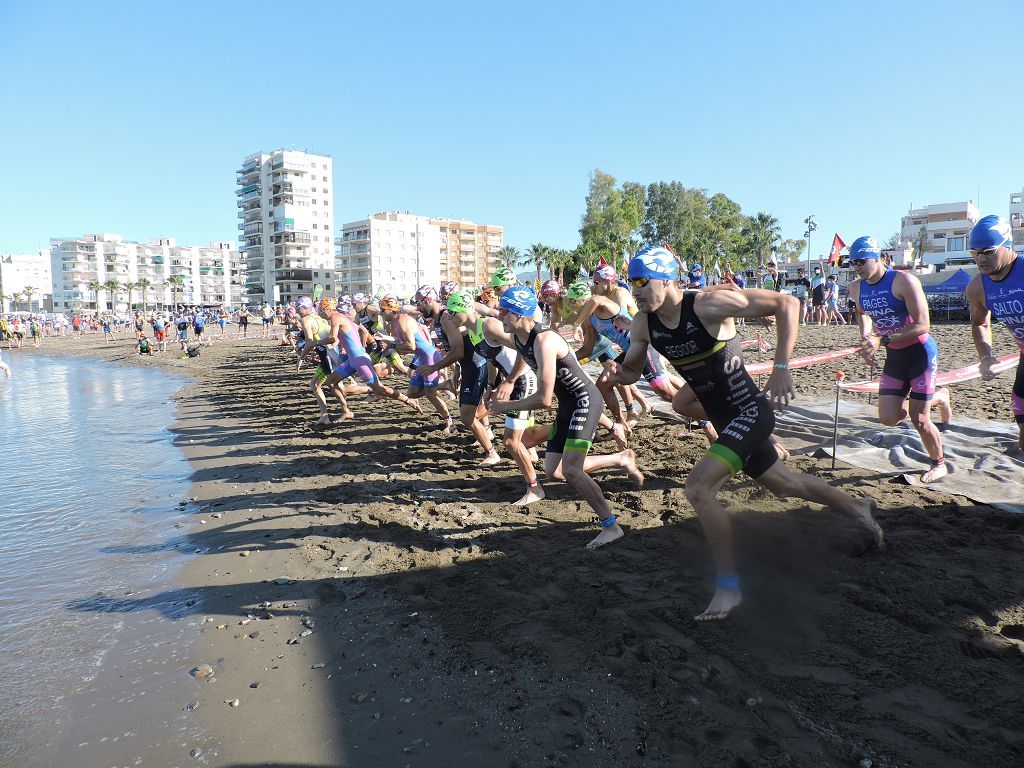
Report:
1,0,1020,258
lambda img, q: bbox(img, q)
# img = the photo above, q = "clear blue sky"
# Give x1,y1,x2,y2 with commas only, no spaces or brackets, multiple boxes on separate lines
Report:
1,0,1020,258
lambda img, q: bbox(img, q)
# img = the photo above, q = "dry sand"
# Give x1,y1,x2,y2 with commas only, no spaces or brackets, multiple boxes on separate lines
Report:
24,322,1024,767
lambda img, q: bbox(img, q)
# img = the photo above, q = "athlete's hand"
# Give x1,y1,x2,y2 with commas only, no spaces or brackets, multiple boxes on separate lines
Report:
493,380,514,402
765,368,796,409
485,390,507,414
757,315,776,331
979,355,998,381
858,336,879,364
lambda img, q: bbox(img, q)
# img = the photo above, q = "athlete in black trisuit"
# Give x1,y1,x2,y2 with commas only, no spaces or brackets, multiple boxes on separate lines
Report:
489,286,644,548
602,245,884,621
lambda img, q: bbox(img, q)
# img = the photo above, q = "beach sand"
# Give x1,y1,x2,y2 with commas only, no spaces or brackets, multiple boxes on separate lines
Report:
24,322,1024,767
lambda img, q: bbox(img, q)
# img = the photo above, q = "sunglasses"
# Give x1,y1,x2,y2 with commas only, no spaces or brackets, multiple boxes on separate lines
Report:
850,258,869,266
970,247,999,256
628,276,650,288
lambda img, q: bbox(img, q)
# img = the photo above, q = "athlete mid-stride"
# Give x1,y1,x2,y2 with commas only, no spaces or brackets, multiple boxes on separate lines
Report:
847,236,951,483
490,286,644,548
602,245,884,621
967,215,1024,451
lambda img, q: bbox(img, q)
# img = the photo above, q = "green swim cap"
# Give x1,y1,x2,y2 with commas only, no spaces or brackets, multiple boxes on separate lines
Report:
489,266,517,288
565,282,592,301
446,289,473,314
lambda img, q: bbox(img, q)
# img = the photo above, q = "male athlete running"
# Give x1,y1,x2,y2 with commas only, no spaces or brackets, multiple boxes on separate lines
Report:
602,245,884,621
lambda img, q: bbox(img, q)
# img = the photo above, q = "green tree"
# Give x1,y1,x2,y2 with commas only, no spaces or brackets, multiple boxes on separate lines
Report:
498,245,520,270
88,280,103,310
579,170,644,272
776,238,807,264
520,244,549,287
883,232,903,250
641,181,707,250
136,278,152,312
22,285,37,312
12,290,25,310
741,212,782,267
124,281,139,311
103,279,121,312
167,274,186,309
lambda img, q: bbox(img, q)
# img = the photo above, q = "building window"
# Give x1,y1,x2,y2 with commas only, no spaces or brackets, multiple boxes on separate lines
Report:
322,176,327,181
946,237,965,251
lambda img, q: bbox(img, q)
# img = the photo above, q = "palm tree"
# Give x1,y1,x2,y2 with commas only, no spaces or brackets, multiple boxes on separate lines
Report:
21,286,37,312
124,281,140,312
741,212,782,268
498,245,520,270
521,244,548,288
136,278,152,312
11,290,25,311
167,274,186,310
88,280,103,311
103,279,122,312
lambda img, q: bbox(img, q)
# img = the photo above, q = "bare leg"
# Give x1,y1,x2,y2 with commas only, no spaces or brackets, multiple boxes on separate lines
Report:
547,450,624,549
505,430,543,505
878,395,946,482
684,457,741,621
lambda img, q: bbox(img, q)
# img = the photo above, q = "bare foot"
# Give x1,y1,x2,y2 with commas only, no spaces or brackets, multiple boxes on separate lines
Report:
513,484,545,506
315,414,332,425
772,438,790,462
621,448,645,487
851,499,885,550
920,462,948,484
479,451,502,467
441,419,455,435
332,411,354,423
611,422,629,450
585,523,624,549
694,587,743,622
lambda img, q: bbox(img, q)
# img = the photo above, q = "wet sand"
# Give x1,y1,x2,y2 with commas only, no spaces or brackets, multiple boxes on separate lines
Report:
23,323,1024,767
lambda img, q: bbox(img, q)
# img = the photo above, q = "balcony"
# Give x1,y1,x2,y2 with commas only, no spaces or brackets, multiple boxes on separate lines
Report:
273,268,315,281
272,232,311,245
236,183,261,197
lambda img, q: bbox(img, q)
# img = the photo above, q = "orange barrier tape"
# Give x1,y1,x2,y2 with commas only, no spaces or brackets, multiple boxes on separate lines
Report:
748,347,860,375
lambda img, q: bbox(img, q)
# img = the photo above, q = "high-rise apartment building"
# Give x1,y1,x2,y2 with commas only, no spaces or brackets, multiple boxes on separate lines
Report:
900,201,981,267
237,149,334,305
436,218,504,287
335,212,502,298
50,234,245,312
0,250,52,312
335,213,442,298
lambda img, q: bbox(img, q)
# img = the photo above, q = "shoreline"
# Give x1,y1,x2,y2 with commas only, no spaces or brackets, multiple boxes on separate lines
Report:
15,327,1024,767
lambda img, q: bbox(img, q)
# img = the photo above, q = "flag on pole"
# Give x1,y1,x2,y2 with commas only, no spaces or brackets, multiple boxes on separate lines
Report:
828,234,847,266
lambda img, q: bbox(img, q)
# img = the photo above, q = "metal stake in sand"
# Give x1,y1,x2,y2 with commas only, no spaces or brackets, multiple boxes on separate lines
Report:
868,359,875,405
756,331,764,389
832,370,845,470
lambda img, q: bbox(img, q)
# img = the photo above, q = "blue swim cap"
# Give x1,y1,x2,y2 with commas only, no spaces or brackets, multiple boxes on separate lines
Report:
498,286,538,317
849,236,881,260
969,215,1012,251
628,245,678,281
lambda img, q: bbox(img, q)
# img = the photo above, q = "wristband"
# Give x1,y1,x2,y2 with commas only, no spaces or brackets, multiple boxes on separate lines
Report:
773,362,789,370
880,334,892,348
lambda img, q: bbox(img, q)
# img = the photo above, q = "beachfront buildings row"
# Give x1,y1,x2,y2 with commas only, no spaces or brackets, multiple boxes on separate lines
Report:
0,251,52,313
236,149,504,302
49,234,245,313
335,212,503,298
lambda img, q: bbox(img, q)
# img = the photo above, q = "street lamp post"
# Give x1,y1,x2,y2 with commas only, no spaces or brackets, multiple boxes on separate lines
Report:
803,214,818,279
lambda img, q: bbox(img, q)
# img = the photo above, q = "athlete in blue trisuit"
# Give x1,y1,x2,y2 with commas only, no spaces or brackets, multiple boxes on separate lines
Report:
967,215,1024,451
602,245,884,621
847,236,951,483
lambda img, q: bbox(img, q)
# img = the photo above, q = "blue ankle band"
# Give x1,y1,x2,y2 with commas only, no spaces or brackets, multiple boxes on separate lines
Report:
716,574,740,590
599,515,617,529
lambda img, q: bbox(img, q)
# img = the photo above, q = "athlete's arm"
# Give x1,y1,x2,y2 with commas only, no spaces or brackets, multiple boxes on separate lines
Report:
614,286,639,318
419,313,463,374
491,333,560,413
575,320,598,360
695,288,798,407
890,272,930,344
474,302,499,318
571,297,603,331
966,276,998,379
392,315,417,354
599,312,649,387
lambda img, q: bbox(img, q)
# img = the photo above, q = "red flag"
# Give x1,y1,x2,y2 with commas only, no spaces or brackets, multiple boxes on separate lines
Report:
828,234,846,266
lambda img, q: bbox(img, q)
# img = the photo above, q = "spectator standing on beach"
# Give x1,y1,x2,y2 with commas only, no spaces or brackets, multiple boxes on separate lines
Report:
790,267,812,324
811,262,827,324
687,265,707,290
824,275,846,325
193,307,209,347
175,312,190,351
260,303,274,338
237,306,250,338
101,315,114,343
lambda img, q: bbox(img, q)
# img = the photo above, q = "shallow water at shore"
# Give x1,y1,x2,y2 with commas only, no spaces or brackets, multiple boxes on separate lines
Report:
0,352,191,765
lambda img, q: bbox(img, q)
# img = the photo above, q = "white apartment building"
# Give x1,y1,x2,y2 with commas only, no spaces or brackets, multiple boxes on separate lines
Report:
335,212,443,298
900,201,981,268
1,250,52,312
1009,189,1024,255
237,149,334,306
335,212,503,298
50,234,246,312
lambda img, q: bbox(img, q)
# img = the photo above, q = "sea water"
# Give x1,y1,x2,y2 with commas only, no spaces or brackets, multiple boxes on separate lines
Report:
0,353,191,765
